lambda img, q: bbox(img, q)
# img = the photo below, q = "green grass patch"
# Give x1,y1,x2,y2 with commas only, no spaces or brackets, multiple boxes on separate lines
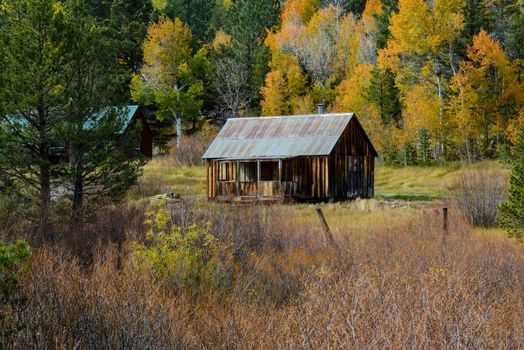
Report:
129,158,506,203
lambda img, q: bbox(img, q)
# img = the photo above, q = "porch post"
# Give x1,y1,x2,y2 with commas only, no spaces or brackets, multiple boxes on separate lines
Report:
205,160,209,200
216,161,220,197
236,160,240,197
278,159,282,197
257,160,261,198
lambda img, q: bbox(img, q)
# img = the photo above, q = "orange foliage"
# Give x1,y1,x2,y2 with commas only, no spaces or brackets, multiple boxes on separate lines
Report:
261,70,286,116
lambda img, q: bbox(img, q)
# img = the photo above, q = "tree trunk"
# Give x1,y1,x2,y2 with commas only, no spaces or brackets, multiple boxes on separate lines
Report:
39,158,51,241
174,82,183,148
38,107,52,241
175,113,182,148
436,58,445,157
71,154,84,230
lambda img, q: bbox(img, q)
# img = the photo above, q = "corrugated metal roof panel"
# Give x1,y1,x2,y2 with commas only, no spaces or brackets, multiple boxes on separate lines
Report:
203,113,354,159
4,105,140,134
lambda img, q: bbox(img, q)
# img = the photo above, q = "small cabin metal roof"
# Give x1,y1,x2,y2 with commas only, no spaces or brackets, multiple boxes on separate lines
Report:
203,113,376,160
4,105,140,134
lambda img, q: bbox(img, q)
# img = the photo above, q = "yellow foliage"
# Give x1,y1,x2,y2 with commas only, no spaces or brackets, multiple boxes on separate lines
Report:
362,0,384,22
403,84,441,143
379,0,464,90
291,95,315,114
333,64,374,114
450,30,523,148
282,0,321,24
261,52,310,116
333,64,386,151
507,108,524,148
305,5,336,36
140,17,192,90
133,201,232,294
211,30,232,50
152,0,167,10
387,0,464,55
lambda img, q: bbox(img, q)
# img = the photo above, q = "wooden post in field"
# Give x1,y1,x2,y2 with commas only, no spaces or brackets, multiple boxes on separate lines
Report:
443,207,448,232
316,207,336,247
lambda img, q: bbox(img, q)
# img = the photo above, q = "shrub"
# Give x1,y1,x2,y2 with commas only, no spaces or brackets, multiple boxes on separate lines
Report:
0,240,30,346
453,166,508,227
132,201,232,295
167,125,218,167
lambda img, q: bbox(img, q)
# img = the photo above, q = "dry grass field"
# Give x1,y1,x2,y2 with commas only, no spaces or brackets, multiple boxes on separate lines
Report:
3,155,522,349
10,201,524,349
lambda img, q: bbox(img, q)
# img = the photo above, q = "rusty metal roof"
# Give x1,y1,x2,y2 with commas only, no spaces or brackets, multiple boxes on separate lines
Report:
203,113,357,160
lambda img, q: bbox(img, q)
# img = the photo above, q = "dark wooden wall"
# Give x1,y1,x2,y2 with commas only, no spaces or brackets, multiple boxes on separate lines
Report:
126,110,153,158
139,115,153,158
281,157,329,199
329,118,375,199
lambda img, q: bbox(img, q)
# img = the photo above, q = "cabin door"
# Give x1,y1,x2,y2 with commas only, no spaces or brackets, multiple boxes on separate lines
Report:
347,156,365,198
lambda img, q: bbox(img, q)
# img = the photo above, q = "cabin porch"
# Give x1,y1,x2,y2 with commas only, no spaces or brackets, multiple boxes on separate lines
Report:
208,159,300,201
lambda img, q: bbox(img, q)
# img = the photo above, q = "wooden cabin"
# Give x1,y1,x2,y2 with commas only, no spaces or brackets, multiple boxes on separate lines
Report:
203,110,378,202
124,105,153,158
4,105,154,160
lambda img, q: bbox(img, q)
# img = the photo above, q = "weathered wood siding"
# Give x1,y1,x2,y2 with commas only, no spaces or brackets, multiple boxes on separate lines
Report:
329,118,375,198
205,118,375,201
281,157,329,199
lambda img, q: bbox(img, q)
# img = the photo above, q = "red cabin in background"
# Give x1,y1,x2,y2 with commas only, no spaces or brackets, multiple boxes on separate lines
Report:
124,105,153,158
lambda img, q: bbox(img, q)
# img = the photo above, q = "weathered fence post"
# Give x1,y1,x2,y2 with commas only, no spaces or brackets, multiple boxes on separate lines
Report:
316,207,336,247
443,207,448,232
441,207,449,261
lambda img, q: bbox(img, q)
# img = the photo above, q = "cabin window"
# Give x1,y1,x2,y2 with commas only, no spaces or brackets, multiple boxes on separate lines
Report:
239,162,256,182
218,161,232,181
260,161,279,181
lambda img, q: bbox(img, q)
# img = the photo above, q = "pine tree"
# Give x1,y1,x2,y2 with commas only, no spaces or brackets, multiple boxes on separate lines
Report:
221,0,280,114
0,0,145,235
374,0,398,50
109,0,154,75
498,127,524,239
0,0,71,239
157,0,218,48
365,67,401,126
418,128,432,164
61,0,145,227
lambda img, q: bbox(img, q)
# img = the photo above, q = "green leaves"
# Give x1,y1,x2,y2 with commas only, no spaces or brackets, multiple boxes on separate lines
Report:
0,240,30,300
133,201,232,295
0,240,30,344
132,16,209,145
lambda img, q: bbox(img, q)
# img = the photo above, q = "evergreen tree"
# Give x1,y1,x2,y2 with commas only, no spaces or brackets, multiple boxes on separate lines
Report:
365,67,402,126
109,0,154,75
158,0,217,48
107,0,154,101
85,0,112,19
375,0,398,50
60,0,145,227
403,141,418,166
0,0,72,239
498,127,524,239
0,0,144,236
418,128,432,164
221,0,280,115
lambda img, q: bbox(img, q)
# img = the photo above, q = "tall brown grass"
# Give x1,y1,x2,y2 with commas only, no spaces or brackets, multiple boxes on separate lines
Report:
7,202,524,349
